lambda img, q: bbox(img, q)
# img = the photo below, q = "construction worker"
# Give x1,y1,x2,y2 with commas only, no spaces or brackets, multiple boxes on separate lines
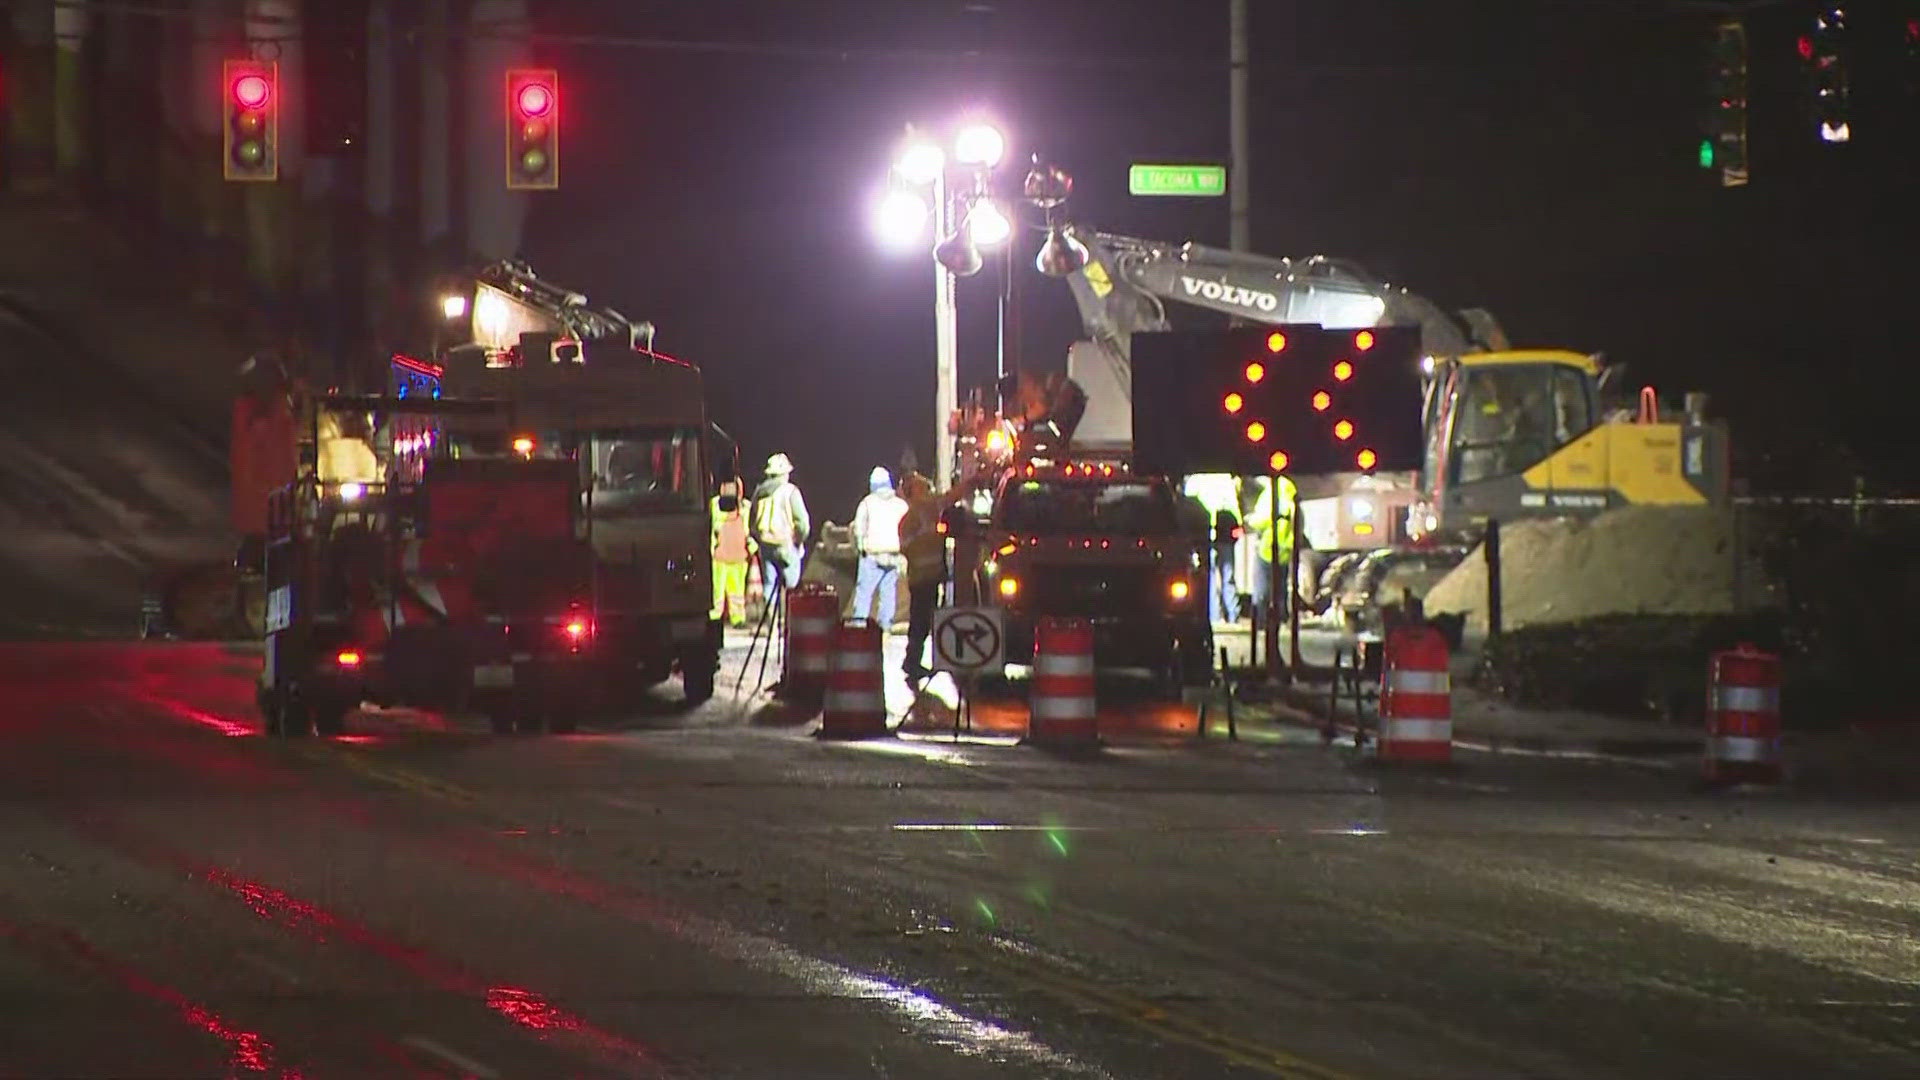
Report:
1181,473,1241,626
896,471,945,682
851,466,908,630
752,453,811,595
709,477,754,629
1246,475,1298,620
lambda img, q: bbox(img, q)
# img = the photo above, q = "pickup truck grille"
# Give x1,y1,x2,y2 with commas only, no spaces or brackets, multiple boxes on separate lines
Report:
1025,566,1159,619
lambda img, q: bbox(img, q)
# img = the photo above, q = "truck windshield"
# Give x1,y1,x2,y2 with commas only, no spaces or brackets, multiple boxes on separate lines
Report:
587,427,703,516
998,480,1176,535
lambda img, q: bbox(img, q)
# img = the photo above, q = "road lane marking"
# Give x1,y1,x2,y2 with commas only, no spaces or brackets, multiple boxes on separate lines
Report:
946,936,1361,1080
401,1035,502,1079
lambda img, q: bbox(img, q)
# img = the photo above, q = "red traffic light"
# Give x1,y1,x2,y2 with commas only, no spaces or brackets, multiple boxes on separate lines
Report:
233,73,271,109
517,81,553,118
1796,34,1814,60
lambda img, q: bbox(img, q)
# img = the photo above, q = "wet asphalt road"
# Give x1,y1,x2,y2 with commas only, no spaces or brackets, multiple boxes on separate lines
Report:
2,638,1918,1079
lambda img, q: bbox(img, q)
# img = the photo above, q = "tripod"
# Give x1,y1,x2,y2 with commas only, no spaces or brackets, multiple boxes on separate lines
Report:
734,572,786,698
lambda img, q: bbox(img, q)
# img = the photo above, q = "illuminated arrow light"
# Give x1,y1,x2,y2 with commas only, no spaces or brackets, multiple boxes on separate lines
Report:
1268,450,1289,471
1333,419,1354,441
1354,329,1376,352
1245,421,1267,443
1356,448,1378,470
1333,361,1354,382
1243,361,1266,384
1223,392,1245,414
1311,390,1332,412
1266,332,1288,353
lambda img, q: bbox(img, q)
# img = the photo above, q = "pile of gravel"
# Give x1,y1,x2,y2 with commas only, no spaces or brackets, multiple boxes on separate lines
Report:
1424,506,1767,633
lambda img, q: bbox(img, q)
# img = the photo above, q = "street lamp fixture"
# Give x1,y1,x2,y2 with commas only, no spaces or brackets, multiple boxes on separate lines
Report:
880,118,1012,490
968,200,1012,247
441,293,469,320
893,134,945,186
872,188,930,250
954,120,1007,168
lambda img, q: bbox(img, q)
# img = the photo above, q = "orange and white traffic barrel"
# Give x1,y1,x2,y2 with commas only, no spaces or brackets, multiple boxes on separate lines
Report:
1029,618,1098,749
819,619,888,739
1704,643,1782,785
782,583,837,704
1378,624,1452,763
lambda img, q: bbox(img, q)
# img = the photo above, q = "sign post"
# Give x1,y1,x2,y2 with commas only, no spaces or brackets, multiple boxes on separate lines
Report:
932,607,1005,738
1129,163,1228,197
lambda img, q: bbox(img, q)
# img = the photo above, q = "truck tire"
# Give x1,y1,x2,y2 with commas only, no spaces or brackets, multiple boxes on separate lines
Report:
682,662,717,706
272,691,313,738
312,698,350,737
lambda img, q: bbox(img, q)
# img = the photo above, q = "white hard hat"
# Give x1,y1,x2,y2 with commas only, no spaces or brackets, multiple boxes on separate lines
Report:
869,466,892,489
765,452,794,476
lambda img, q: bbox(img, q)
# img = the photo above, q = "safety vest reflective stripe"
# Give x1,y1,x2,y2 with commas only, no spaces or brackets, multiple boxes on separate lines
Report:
1034,654,1095,677
1032,696,1096,720
1387,670,1449,694
1712,735,1776,763
1711,685,1778,713
1381,718,1451,742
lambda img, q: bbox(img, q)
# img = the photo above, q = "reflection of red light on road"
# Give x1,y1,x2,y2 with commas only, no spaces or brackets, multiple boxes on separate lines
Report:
158,701,255,737
0,918,297,1077
192,864,660,1067
488,986,584,1032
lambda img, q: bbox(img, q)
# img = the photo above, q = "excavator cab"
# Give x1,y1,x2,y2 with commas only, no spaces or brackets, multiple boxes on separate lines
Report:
1416,350,1726,535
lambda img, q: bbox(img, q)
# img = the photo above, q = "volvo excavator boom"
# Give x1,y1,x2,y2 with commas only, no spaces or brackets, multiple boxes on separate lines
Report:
1064,229,1508,372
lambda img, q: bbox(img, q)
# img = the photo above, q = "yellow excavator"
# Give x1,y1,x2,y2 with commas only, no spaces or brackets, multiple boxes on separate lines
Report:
1052,230,1729,548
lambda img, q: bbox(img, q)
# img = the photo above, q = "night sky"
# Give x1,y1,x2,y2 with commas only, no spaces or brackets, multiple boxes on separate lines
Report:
519,0,1917,522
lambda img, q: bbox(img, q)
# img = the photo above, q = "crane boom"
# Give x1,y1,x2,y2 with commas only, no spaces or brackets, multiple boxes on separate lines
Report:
474,260,656,350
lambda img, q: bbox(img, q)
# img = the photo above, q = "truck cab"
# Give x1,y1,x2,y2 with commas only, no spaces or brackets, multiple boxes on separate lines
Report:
960,459,1212,691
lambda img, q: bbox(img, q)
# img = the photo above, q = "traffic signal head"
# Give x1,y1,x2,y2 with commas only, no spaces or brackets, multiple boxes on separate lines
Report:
506,69,559,190
222,60,278,182
1704,19,1749,186
1801,8,1850,144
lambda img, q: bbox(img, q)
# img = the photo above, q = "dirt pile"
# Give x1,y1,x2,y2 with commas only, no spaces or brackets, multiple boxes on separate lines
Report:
1424,506,1766,633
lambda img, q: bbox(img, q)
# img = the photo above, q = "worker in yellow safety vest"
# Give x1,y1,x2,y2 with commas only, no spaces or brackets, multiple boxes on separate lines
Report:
1245,475,1298,619
709,477,755,629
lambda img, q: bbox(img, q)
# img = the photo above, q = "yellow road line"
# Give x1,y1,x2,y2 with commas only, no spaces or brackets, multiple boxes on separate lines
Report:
293,743,480,807
949,937,1362,1080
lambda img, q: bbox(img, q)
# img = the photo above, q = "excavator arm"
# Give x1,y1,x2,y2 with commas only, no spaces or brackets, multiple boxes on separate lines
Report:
1061,230,1505,404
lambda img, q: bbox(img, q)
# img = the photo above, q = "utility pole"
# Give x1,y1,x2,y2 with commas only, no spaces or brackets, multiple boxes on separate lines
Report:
1228,0,1250,252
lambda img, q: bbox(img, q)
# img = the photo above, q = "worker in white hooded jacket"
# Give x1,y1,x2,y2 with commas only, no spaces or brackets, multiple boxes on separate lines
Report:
851,466,908,630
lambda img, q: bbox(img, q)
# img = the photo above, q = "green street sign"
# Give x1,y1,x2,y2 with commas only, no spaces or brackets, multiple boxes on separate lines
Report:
1129,163,1227,197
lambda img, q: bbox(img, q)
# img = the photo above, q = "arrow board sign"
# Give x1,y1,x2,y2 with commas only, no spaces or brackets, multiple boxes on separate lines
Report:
932,607,1005,676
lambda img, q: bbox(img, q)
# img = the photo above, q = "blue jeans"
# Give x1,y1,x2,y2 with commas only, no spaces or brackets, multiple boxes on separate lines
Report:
1209,546,1239,624
853,554,900,627
1251,556,1291,620
760,542,802,597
